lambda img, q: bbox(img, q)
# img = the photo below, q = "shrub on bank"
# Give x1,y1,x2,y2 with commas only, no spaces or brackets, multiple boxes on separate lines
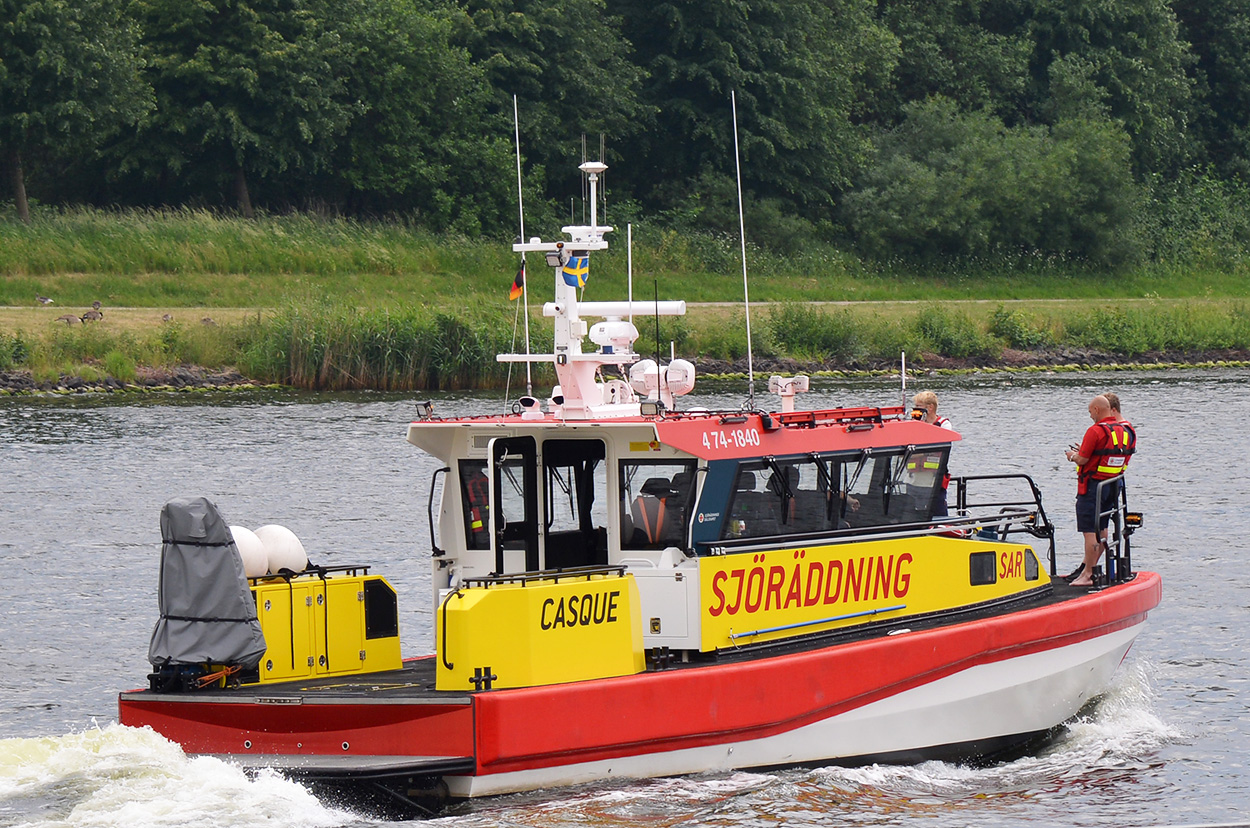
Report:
768,304,861,360
1063,301,1250,354
989,305,1056,349
913,306,1001,359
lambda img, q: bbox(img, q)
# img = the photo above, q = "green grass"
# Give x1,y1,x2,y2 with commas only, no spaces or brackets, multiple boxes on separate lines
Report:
2,208,1249,390
3,208,1249,311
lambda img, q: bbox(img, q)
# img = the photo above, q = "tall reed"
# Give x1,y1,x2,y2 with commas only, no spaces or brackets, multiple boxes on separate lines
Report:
245,303,536,391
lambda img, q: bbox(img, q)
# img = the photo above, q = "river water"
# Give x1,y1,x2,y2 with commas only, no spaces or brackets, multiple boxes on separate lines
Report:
1,369,1247,828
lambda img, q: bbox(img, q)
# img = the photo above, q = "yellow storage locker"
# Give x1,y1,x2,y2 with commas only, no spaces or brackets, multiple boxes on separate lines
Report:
251,571,401,684
254,580,321,681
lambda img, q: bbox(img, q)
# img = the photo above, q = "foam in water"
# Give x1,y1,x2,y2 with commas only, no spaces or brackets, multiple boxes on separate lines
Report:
0,723,358,828
809,658,1179,799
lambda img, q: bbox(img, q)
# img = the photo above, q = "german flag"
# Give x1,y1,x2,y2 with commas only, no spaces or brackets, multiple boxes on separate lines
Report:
509,264,524,300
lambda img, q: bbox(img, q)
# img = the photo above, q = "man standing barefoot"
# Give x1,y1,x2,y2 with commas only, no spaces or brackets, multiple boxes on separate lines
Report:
1064,395,1136,587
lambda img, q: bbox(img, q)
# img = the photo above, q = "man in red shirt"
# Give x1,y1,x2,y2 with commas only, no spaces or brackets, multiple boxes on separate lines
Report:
1064,394,1135,587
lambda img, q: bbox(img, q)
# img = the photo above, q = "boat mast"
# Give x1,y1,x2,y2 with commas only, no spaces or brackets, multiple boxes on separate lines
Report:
513,95,533,398
731,91,756,408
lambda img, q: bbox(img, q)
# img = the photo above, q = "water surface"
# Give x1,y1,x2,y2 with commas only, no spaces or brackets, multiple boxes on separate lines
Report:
2,370,1247,827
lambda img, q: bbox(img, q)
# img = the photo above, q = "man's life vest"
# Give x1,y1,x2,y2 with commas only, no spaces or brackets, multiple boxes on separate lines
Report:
1083,421,1136,482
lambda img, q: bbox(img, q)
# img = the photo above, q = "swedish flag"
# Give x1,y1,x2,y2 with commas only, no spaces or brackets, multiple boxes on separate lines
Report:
562,255,589,288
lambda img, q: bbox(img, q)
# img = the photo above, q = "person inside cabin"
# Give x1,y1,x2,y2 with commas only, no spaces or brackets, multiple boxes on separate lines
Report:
911,390,954,516
1064,394,1136,587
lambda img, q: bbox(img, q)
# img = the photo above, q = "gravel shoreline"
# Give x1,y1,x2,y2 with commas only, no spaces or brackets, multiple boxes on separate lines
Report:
2,348,1248,395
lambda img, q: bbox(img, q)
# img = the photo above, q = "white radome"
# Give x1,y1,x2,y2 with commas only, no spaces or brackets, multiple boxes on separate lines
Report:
230,525,268,578
254,524,308,574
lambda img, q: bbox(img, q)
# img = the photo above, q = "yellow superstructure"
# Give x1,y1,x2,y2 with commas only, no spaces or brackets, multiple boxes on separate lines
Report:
436,570,645,691
250,572,402,683
699,536,1046,650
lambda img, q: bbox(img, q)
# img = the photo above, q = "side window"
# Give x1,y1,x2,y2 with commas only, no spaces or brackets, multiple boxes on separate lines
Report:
458,460,490,549
844,449,946,527
723,462,776,539
723,459,845,539
620,461,697,550
902,447,949,520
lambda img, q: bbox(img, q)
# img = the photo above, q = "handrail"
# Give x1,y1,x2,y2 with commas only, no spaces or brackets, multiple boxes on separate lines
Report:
1094,476,1138,586
465,564,628,588
429,466,450,557
955,473,1056,576
246,564,371,585
698,508,1037,556
440,587,461,670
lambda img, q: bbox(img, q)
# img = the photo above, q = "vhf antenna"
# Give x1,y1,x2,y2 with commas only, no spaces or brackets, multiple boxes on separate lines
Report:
731,90,756,408
513,95,532,398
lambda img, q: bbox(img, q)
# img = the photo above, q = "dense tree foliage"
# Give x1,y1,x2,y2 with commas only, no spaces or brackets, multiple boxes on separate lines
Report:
449,0,648,201
1174,0,1250,180
123,0,354,215
3,0,1250,266
842,97,1137,263
868,0,1031,124
313,0,515,231
0,0,151,220
616,0,895,217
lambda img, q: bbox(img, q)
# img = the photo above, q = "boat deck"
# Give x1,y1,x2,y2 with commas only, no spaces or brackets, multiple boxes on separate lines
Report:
121,576,1109,706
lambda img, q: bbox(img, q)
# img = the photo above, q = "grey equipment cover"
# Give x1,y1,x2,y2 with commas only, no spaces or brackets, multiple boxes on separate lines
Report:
148,497,267,668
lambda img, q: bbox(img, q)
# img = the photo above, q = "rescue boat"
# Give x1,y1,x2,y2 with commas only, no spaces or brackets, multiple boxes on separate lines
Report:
118,161,1161,816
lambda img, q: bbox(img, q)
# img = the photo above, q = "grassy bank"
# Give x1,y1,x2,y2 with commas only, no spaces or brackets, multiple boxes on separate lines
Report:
2,209,1249,390
3,298,1248,392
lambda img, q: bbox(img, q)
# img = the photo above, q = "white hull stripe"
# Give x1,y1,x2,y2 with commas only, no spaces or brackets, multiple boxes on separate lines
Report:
447,622,1142,798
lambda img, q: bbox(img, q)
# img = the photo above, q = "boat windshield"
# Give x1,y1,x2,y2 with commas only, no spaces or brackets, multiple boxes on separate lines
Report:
721,448,949,540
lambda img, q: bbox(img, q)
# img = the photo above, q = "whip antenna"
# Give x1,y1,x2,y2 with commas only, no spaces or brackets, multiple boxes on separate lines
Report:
628,223,634,325
513,95,532,397
901,351,907,410
732,90,755,408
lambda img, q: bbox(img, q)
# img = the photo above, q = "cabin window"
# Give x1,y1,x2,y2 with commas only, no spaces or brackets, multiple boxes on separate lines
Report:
458,460,490,549
620,460,697,549
542,440,608,568
842,447,948,528
720,448,949,541
491,436,539,572
723,457,857,539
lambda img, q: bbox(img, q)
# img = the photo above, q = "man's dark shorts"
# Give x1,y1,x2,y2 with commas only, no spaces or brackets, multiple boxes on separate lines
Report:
1076,480,1120,533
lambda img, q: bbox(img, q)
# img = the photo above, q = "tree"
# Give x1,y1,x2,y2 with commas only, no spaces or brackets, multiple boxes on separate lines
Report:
869,0,1032,125
1017,0,1193,177
124,0,354,216
0,0,151,221
842,96,1138,264
1174,0,1250,179
448,0,649,208
614,0,897,219
315,0,514,232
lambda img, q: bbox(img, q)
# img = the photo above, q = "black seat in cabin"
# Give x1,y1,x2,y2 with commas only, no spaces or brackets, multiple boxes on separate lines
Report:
729,471,781,538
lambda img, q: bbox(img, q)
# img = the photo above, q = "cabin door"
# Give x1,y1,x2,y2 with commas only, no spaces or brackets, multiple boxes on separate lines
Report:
487,436,539,574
